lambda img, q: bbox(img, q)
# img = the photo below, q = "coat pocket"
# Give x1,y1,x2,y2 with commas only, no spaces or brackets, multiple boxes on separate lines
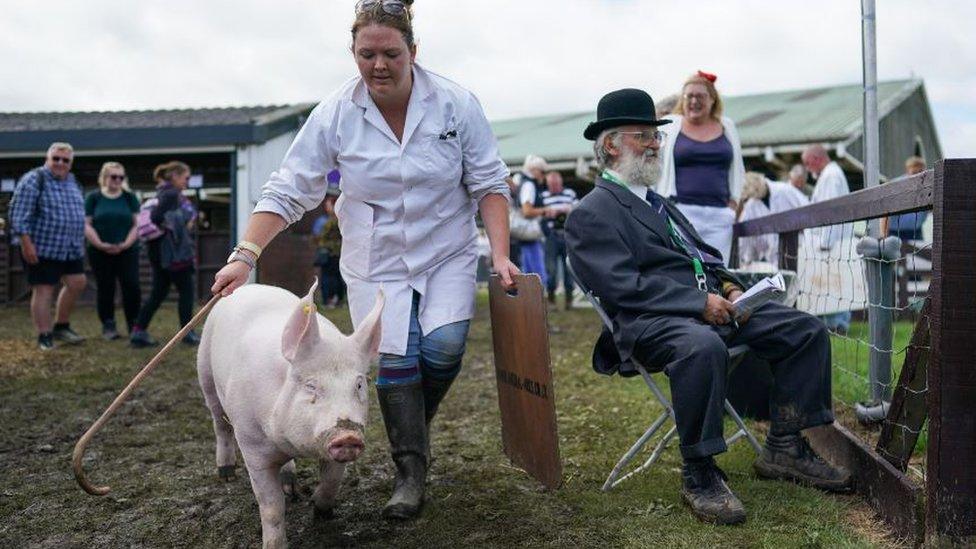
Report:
424,134,463,183
335,196,374,278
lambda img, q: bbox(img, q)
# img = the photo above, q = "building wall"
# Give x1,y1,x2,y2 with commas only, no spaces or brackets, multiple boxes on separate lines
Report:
235,130,297,244
847,87,943,179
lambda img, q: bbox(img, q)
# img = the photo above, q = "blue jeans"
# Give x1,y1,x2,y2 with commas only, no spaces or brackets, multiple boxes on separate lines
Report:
377,292,470,387
821,311,852,334
544,231,573,297
519,240,548,288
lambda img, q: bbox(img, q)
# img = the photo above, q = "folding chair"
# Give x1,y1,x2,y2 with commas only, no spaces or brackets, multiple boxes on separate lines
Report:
567,263,763,491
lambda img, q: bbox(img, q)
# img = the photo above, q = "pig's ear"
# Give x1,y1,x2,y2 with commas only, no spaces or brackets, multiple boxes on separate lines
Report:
282,279,321,363
352,289,384,361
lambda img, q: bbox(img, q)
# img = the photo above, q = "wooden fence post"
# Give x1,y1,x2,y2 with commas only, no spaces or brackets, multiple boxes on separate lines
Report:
927,158,976,544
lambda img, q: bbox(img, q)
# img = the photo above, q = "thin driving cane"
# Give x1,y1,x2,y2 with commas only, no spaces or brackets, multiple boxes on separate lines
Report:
72,294,223,496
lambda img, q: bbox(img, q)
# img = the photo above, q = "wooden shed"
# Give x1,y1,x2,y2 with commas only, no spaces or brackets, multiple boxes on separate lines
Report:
0,104,315,304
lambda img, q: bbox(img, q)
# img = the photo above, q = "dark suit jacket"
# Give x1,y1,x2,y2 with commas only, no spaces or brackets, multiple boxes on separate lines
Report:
565,177,743,376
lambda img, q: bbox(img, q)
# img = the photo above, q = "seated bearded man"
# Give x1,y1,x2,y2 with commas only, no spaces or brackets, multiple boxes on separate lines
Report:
565,88,851,525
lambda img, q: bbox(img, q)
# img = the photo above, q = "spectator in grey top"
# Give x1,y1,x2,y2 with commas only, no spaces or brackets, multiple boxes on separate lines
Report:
10,142,88,350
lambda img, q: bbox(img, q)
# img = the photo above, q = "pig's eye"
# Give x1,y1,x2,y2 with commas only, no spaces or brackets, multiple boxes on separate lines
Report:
304,382,322,397
356,375,368,401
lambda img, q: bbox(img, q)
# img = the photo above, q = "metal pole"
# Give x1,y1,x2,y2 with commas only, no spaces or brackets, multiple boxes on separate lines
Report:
862,0,881,225
855,0,894,424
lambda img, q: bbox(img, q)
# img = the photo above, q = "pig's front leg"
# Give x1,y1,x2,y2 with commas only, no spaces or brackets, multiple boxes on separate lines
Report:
242,452,289,549
312,459,346,519
279,460,298,502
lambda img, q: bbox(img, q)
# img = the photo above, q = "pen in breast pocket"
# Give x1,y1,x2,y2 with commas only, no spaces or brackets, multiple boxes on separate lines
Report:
439,130,457,140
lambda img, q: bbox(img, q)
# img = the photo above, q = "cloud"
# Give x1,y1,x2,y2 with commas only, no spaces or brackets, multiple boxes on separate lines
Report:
0,0,973,156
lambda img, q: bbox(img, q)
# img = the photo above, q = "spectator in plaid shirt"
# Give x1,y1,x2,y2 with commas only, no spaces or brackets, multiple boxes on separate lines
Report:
10,142,88,350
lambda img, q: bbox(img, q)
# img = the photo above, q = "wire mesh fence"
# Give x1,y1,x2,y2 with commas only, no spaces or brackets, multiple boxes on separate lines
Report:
777,211,933,483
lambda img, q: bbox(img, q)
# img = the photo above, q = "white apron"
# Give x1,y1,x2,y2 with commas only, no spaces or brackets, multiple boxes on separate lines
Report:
674,203,735,266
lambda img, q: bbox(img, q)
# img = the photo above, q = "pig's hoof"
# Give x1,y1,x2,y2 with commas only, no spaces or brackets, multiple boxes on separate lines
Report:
313,505,336,520
280,471,298,502
217,465,237,481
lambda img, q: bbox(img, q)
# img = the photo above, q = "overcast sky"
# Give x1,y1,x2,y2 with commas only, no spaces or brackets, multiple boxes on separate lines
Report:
1,0,973,157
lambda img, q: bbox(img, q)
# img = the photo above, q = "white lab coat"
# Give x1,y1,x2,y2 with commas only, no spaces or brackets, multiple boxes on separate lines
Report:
738,180,810,266
254,64,510,355
807,161,852,251
656,114,746,265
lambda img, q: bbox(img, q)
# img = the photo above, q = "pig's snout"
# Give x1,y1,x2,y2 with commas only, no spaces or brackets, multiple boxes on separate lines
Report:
327,431,364,463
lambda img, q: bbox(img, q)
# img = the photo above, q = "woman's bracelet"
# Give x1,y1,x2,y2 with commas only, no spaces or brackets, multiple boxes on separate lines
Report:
235,240,263,259
227,250,257,270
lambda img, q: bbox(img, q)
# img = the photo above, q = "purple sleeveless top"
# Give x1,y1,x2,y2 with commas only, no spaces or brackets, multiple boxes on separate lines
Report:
673,132,733,208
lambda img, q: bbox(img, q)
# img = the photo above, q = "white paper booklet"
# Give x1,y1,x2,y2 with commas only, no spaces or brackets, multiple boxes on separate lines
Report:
732,272,786,319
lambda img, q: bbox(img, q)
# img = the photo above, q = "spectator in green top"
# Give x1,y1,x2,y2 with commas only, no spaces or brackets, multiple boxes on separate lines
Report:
84,162,142,340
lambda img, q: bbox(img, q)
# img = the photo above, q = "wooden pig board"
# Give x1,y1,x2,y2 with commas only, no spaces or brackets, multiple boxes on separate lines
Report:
488,274,562,489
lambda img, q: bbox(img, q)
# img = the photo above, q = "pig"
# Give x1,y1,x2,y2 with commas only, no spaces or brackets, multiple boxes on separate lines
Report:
197,280,383,549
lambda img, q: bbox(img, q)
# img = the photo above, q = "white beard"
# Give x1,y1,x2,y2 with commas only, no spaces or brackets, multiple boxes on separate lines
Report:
616,147,662,188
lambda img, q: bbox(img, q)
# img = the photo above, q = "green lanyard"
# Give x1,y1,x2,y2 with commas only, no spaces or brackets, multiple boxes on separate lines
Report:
601,170,708,292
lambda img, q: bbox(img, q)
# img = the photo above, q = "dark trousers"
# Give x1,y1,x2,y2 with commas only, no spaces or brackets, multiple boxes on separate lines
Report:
632,302,833,460
318,258,346,304
88,247,142,332
135,256,194,330
544,230,574,297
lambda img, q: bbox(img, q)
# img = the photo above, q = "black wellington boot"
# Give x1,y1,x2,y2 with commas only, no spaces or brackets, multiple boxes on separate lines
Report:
422,375,456,428
377,382,428,520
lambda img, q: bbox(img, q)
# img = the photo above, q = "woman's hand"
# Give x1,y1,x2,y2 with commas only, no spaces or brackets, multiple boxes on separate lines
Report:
492,254,520,290
212,260,252,297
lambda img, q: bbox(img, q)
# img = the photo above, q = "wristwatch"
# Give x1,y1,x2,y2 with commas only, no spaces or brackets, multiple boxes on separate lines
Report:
227,249,256,270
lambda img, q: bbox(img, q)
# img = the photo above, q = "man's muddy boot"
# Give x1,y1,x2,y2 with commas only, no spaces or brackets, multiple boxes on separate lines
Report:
754,432,852,492
680,457,746,525
377,382,428,519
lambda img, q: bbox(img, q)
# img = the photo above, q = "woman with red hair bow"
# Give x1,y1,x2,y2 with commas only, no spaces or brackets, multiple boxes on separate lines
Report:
658,71,746,265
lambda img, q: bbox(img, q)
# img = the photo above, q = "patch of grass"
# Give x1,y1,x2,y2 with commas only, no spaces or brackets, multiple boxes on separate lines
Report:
831,320,929,456
0,295,904,547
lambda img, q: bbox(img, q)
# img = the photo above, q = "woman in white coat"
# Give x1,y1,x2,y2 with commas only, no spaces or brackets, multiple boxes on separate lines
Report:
211,0,518,520
658,71,745,265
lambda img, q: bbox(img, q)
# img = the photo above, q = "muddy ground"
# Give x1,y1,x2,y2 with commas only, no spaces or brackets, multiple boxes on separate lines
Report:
0,297,905,547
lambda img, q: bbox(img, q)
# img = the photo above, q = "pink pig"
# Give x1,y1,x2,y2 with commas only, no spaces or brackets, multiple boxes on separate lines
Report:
197,280,382,548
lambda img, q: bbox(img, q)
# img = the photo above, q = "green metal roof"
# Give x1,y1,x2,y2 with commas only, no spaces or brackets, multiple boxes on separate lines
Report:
491,79,920,165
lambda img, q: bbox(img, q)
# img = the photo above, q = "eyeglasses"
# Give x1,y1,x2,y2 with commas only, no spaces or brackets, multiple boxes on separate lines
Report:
355,0,409,17
683,93,711,103
51,156,72,164
107,174,126,181
615,130,665,146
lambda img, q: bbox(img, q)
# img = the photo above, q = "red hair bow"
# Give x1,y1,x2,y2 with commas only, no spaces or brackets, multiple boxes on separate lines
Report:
697,70,718,83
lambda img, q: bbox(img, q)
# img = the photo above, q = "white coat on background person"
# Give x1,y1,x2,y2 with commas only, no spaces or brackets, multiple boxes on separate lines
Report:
808,161,852,250
255,64,510,355
737,177,810,266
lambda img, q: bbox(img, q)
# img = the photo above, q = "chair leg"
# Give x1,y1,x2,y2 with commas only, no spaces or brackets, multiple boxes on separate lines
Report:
724,399,763,455
602,411,669,491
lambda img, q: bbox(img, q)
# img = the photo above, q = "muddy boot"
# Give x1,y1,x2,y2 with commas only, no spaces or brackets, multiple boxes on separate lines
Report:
377,382,428,520
564,292,574,311
754,432,852,492
547,291,556,306
680,457,746,525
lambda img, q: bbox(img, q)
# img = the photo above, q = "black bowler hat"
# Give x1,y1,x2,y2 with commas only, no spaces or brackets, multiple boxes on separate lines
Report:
583,88,671,141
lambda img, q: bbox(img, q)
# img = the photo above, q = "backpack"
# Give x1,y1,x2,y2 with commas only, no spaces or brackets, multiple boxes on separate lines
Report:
8,169,46,245
136,197,165,241
11,168,46,217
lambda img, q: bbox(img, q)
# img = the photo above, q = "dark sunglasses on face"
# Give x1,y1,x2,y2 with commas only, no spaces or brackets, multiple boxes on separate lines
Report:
108,174,126,181
51,156,72,164
356,0,408,17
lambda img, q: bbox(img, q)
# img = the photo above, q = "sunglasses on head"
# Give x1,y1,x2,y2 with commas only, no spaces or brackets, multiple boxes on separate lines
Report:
355,0,408,17
51,156,72,164
108,174,126,181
